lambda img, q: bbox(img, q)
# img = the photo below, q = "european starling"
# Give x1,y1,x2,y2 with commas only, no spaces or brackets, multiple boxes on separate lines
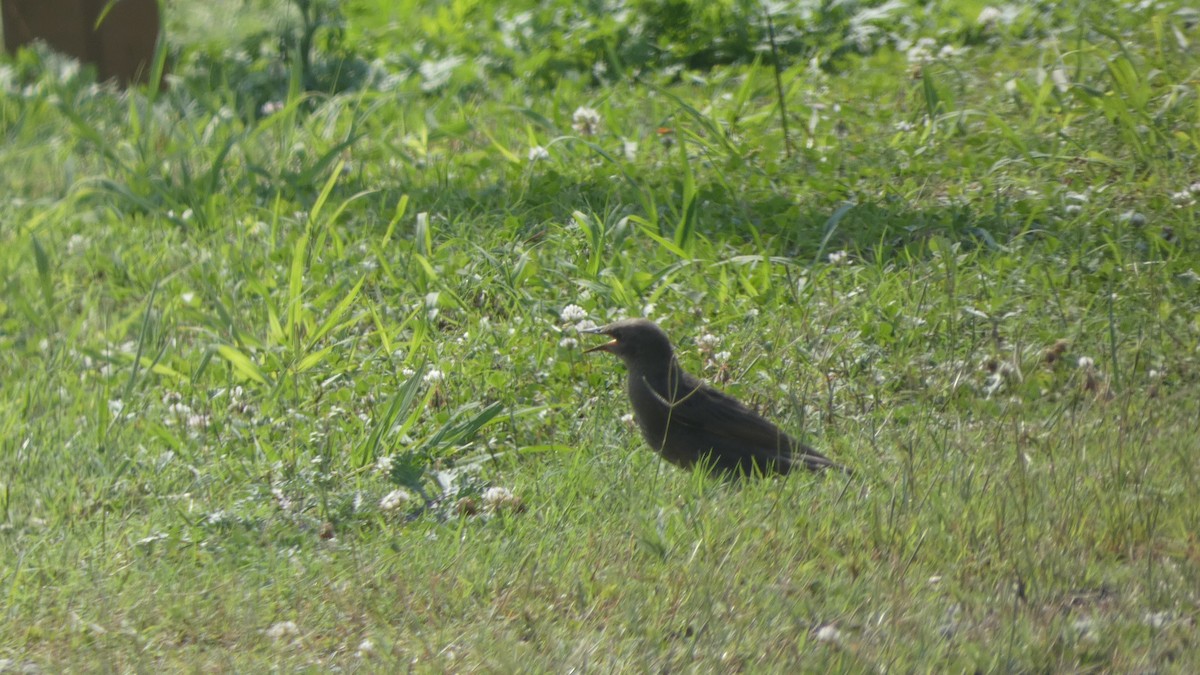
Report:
585,318,849,476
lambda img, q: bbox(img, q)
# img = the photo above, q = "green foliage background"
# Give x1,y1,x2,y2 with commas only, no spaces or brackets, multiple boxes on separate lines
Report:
1,0,1198,670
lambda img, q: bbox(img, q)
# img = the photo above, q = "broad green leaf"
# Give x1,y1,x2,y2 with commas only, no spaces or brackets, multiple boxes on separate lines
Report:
296,347,333,373
216,345,269,385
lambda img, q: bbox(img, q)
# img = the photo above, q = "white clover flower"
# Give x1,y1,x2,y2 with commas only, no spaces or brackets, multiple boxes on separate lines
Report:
265,621,300,640
905,38,937,66
1077,356,1094,369
560,304,587,322
423,369,443,384
167,402,192,416
482,487,514,507
380,488,414,511
697,333,720,352
575,319,598,333
939,44,966,60
558,337,579,349
376,455,394,475
260,101,284,116
977,6,1002,25
713,351,731,363
527,145,550,162
814,625,842,643
108,399,124,416
480,486,524,514
828,250,850,265
67,234,88,255
572,106,602,136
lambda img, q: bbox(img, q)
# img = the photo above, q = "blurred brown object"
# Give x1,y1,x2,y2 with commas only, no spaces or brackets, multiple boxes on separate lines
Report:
2,0,164,87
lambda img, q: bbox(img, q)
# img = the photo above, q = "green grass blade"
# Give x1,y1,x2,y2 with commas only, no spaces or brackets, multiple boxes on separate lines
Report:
353,362,426,467
215,345,269,385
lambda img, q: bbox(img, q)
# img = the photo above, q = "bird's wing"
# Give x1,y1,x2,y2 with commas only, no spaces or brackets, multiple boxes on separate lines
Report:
657,375,832,462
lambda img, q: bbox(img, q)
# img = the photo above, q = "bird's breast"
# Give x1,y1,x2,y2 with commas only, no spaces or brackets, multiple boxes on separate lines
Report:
626,371,701,466
627,374,668,440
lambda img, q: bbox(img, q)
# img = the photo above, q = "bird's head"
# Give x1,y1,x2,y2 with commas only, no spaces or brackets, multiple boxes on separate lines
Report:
583,318,675,369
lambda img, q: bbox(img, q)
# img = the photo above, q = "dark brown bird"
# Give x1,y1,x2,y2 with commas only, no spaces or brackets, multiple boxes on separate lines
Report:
585,318,849,476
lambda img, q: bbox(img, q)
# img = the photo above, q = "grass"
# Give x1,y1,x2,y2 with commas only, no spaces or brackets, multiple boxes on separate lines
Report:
2,0,1199,670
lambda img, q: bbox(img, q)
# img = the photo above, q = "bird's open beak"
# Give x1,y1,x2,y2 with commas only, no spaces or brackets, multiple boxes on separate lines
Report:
584,340,616,354
582,326,616,354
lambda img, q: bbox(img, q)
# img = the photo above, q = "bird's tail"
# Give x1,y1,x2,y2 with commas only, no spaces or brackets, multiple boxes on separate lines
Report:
797,455,853,476
787,444,853,476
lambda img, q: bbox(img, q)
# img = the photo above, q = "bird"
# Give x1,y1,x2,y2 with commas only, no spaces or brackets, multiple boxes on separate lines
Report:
584,318,850,476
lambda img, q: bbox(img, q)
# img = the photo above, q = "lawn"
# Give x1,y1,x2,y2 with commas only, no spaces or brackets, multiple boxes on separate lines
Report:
1,0,1198,670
